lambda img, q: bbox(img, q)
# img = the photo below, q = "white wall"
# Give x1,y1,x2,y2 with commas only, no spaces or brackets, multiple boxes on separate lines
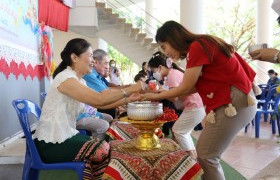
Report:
53,30,104,65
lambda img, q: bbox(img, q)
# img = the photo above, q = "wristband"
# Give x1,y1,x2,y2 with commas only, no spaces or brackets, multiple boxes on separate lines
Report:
273,51,280,63
121,89,128,97
124,97,128,105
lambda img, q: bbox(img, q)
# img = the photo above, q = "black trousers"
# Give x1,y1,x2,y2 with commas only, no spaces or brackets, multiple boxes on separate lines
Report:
97,108,116,119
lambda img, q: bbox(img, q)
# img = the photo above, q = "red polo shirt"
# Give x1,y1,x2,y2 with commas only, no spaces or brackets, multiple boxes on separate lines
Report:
186,40,256,114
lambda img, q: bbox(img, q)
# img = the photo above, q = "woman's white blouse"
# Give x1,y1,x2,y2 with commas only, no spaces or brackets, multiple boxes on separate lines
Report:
34,67,85,143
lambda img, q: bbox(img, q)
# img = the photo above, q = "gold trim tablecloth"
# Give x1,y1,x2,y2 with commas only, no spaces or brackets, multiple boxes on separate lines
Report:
106,121,164,140
103,139,203,180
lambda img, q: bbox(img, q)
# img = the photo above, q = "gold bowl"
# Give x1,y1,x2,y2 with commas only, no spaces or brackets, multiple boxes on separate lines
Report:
120,116,164,150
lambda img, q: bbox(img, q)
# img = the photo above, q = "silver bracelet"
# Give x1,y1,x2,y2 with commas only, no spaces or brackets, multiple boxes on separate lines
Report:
121,89,128,98
124,97,128,105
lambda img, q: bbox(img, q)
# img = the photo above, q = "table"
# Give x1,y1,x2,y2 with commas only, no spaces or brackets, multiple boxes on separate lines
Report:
107,121,164,140
102,139,203,180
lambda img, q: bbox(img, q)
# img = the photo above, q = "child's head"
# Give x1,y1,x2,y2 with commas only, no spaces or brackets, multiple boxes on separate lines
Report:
148,51,184,81
134,73,147,83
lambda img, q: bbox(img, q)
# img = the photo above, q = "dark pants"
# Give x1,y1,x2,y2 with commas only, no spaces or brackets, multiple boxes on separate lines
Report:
98,108,116,119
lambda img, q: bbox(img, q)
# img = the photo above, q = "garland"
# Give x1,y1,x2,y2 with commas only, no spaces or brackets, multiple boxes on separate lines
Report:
0,22,56,80
0,58,48,80
39,22,56,76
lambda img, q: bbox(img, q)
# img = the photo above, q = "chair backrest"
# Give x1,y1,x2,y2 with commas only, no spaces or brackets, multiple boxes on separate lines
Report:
258,84,270,89
272,93,280,114
269,84,279,90
12,99,43,166
258,84,270,100
263,87,278,109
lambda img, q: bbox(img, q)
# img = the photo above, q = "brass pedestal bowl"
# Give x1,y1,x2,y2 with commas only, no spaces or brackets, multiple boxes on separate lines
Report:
122,101,164,150
120,116,164,150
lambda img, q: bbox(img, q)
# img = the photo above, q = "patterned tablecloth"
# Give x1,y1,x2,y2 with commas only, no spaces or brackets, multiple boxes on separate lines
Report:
106,121,164,140
102,139,203,180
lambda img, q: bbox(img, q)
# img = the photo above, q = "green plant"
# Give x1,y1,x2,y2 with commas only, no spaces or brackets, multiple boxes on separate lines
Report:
107,45,141,84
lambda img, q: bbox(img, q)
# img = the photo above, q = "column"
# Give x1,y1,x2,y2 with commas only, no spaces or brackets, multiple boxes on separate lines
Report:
145,0,158,39
255,0,273,84
179,0,204,69
97,38,108,51
91,38,108,51
180,0,204,34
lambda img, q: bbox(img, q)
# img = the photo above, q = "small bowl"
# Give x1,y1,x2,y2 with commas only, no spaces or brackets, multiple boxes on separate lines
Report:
127,101,163,121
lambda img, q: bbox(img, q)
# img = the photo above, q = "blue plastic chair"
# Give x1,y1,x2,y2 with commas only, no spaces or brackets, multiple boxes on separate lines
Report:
257,84,270,102
246,87,280,138
257,85,278,122
12,99,85,180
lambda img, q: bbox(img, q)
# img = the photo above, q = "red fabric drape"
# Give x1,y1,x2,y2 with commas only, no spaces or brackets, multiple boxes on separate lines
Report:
38,0,69,31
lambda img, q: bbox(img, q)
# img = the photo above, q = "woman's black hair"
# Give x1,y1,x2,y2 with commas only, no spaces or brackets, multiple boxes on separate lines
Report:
53,38,91,78
268,69,278,76
142,62,147,69
110,59,116,64
268,69,275,74
155,20,234,60
148,51,185,73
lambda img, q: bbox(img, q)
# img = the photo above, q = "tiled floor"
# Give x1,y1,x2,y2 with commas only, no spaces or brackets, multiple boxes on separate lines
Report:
192,119,280,179
1,119,280,179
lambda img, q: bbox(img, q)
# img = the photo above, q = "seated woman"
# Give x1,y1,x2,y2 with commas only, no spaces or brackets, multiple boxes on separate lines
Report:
267,69,280,86
148,51,205,158
33,38,142,179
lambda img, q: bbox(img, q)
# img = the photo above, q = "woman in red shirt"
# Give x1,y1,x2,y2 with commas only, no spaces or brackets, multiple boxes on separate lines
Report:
142,21,257,180
148,51,205,159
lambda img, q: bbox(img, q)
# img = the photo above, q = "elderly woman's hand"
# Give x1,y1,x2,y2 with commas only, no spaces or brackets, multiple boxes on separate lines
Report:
132,81,145,93
249,48,279,63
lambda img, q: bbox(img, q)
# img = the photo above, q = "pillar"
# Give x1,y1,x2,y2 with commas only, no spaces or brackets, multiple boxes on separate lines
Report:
145,0,158,39
255,0,273,84
180,0,204,34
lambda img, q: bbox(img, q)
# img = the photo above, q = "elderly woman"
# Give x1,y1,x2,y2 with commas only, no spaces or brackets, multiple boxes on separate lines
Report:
34,38,142,179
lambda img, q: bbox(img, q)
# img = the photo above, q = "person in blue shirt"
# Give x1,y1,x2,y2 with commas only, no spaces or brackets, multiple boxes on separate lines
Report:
83,49,118,118
83,49,111,92
267,69,280,86
83,49,126,90
84,67,110,92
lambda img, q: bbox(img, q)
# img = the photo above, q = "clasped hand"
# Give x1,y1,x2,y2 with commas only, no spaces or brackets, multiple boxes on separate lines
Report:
249,48,279,63
140,86,167,101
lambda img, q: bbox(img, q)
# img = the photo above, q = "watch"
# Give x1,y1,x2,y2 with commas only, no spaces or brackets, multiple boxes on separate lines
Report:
273,51,280,63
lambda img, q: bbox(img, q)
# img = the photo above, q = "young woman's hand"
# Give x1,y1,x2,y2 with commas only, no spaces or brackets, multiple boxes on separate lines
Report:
158,87,168,93
141,92,160,101
127,93,142,103
130,81,144,93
